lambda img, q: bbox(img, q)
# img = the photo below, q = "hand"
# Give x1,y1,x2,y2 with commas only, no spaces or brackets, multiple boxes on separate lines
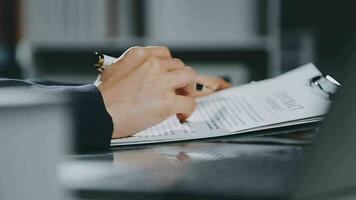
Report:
99,46,195,122
98,48,197,138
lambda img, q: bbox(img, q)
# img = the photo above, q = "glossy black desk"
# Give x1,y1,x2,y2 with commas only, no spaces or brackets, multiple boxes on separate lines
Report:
59,127,317,200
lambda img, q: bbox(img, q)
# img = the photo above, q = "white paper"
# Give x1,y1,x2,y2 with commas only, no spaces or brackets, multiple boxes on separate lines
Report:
111,63,331,146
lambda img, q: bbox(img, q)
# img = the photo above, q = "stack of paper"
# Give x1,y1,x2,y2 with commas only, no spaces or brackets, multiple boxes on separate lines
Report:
111,63,331,146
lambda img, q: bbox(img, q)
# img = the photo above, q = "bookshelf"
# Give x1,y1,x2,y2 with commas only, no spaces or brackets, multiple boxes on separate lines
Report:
17,0,281,84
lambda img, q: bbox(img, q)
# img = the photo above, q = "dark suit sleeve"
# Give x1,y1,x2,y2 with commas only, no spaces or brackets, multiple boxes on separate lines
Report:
0,78,114,153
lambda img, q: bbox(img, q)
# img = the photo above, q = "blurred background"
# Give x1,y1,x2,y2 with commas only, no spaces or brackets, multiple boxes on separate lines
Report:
1,0,356,85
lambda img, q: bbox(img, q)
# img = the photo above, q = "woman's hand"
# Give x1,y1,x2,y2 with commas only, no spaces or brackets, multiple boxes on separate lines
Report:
97,46,232,138
98,48,197,138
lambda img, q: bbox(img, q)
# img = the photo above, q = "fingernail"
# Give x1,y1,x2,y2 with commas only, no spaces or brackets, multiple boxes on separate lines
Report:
177,113,187,124
176,88,188,96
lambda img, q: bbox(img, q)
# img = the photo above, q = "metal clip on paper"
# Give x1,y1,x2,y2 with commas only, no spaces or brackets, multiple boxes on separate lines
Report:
309,75,341,100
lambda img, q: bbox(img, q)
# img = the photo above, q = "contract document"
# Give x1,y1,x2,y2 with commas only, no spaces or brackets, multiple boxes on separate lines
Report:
111,63,332,146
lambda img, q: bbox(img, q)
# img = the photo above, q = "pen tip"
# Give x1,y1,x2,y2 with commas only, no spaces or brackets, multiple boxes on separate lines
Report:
196,83,204,91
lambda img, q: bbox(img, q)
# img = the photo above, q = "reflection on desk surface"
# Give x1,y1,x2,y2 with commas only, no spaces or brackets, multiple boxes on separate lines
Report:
58,136,309,200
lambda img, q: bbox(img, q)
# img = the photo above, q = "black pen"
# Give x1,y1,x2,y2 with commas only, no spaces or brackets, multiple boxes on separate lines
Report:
92,52,208,91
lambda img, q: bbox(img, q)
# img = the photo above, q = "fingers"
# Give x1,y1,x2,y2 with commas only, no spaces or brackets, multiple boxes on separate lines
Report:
175,81,196,97
125,46,172,62
141,57,185,72
143,46,172,59
103,46,173,82
120,46,172,71
173,95,197,122
216,78,232,90
196,75,219,90
192,75,232,97
155,58,185,71
166,67,196,89
191,87,215,98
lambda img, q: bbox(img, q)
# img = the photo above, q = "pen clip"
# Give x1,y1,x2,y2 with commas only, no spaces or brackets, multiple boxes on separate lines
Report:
93,52,105,73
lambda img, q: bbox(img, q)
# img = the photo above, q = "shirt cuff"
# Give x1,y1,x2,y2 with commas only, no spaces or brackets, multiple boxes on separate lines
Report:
69,84,113,153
